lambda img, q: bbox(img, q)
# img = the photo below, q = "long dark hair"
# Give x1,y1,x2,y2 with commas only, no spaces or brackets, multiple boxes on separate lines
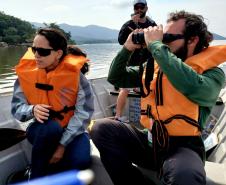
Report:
67,45,90,75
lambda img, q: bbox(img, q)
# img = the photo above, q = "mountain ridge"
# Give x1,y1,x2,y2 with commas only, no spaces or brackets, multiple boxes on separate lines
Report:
32,22,119,44
31,22,226,44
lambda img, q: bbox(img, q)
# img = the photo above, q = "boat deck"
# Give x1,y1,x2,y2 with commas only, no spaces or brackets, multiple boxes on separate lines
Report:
0,77,226,184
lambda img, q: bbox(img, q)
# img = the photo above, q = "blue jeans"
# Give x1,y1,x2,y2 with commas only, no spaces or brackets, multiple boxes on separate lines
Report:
26,120,91,179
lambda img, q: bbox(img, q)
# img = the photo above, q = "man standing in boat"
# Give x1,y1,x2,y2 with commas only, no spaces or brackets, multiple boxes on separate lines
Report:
115,0,156,121
90,11,226,185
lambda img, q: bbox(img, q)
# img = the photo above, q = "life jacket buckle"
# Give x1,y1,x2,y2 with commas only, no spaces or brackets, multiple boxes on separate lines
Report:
141,104,153,118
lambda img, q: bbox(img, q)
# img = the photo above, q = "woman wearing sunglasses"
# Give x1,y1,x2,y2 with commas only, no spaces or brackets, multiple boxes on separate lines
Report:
11,28,94,179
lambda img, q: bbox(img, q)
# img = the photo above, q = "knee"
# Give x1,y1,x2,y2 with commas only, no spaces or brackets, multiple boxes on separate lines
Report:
46,120,63,135
162,163,206,185
42,120,63,139
89,119,115,145
27,120,63,143
89,119,107,141
71,155,91,170
176,168,205,185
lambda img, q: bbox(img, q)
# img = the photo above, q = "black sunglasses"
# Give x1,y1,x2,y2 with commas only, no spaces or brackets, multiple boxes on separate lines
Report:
134,4,146,10
31,47,54,57
162,33,185,43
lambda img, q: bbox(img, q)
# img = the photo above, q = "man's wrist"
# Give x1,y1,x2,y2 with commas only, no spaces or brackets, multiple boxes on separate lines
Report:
147,40,162,53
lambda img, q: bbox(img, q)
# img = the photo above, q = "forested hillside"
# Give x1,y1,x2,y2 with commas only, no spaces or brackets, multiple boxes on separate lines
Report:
0,12,75,45
0,11,35,44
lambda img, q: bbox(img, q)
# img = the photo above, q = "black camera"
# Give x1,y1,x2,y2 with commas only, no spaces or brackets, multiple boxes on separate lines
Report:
131,13,140,17
132,32,145,45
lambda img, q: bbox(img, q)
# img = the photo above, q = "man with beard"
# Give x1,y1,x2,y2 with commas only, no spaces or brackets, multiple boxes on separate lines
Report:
115,0,156,121
90,11,226,185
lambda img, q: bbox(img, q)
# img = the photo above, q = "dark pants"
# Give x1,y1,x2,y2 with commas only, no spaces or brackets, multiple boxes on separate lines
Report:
90,118,206,185
26,120,91,179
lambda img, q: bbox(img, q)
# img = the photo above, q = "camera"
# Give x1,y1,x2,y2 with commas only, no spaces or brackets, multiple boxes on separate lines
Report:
131,13,140,17
132,32,145,44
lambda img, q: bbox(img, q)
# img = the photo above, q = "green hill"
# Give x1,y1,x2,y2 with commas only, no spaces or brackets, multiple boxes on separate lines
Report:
0,11,35,45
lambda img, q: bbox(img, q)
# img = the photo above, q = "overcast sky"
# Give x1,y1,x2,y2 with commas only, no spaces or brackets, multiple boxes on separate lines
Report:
1,0,226,37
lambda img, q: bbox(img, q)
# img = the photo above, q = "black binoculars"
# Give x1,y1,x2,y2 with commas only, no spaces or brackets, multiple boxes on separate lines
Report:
132,32,184,44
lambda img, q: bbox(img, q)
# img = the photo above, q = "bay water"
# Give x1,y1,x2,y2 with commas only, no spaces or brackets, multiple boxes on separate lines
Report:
0,40,226,93
0,43,122,79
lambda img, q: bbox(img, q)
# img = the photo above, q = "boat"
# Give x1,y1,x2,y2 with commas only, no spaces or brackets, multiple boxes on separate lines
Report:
0,76,226,185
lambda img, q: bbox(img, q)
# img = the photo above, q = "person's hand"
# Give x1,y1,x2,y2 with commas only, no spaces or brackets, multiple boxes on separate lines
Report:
131,13,140,24
33,104,51,123
144,25,163,46
124,30,142,51
49,144,65,164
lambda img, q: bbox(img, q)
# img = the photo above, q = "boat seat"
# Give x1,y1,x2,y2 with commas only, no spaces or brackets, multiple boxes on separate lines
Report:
90,78,117,119
203,89,226,184
110,90,141,98
205,162,226,185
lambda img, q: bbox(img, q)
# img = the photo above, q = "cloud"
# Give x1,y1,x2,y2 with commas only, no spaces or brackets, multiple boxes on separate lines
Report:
44,4,70,12
110,0,131,9
91,0,131,11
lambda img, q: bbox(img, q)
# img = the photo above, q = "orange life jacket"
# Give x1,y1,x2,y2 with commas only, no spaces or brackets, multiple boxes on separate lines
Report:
16,48,88,127
140,45,226,136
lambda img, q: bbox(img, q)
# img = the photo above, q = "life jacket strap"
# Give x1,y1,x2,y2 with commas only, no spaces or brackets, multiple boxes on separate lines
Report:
151,119,169,169
163,114,201,131
35,83,54,91
49,106,75,121
155,70,163,106
141,104,153,118
143,109,201,167
140,58,154,98
49,109,64,120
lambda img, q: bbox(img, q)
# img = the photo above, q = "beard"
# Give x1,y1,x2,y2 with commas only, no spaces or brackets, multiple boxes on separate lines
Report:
139,11,146,18
174,42,188,61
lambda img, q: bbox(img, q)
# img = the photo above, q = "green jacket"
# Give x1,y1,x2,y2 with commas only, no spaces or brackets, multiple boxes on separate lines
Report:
108,41,225,128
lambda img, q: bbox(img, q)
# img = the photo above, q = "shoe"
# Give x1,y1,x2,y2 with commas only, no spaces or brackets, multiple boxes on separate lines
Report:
114,116,128,123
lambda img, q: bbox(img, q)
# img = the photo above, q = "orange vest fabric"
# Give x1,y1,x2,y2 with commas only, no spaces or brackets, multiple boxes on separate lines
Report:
140,45,226,136
16,48,88,127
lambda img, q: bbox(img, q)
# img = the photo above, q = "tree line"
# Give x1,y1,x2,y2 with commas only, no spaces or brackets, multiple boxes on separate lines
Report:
0,11,75,45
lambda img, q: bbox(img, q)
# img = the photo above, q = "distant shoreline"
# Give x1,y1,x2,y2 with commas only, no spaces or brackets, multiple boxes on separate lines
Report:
1,39,225,48
0,42,119,48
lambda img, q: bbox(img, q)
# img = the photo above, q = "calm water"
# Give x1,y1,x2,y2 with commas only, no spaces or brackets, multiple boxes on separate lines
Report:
0,43,122,79
79,43,122,79
0,47,27,75
0,40,226,93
